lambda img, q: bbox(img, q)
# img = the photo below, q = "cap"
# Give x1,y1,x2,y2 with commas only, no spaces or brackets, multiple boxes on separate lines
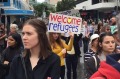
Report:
89,34,99,44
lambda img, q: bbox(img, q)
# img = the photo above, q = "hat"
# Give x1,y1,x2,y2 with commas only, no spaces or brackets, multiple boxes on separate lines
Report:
89,34,99,44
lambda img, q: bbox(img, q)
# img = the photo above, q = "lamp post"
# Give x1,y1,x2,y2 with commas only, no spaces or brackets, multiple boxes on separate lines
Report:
116,0,119,14
42,7,46,20
117,0,118,12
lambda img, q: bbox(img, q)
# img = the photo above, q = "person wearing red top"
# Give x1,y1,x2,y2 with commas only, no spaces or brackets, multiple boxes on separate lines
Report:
90,54,120,79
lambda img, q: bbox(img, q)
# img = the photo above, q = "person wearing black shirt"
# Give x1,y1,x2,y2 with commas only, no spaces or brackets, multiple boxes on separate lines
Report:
6,19,60,79
0,33,23,79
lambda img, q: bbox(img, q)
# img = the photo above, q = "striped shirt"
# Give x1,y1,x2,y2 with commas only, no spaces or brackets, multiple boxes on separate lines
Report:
84,49,96,62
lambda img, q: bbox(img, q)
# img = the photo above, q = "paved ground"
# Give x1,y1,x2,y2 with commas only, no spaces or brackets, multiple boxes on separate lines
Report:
64,47,86,79
77,52,85,79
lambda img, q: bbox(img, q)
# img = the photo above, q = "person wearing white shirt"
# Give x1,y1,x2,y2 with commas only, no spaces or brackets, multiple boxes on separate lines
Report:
82,21,90,53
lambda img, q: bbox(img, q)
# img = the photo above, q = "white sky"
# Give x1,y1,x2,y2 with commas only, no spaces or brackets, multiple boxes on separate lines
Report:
37,0,45,3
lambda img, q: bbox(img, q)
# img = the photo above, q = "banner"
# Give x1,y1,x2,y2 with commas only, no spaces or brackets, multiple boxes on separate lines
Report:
48,13,82,34
56,9,80,17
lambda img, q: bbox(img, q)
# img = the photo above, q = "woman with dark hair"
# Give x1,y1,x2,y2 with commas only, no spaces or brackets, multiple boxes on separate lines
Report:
90,13,120,79
2,33,23,62
6,19,60,79
0,33,23,79
85,33,116,78
49,32,74,79
94,23,103,34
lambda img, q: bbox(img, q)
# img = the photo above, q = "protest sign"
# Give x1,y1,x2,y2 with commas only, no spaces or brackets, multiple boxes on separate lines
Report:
48,13,82,34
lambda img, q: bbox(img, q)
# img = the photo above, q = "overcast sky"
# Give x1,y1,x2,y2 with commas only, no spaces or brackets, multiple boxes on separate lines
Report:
37,0,45,3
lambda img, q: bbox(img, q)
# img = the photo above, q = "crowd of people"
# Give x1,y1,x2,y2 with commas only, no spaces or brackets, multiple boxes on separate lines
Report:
0,14,119,79
84,16,120,79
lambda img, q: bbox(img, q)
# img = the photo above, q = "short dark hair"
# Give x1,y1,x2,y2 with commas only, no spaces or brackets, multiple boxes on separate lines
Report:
23,19,52,58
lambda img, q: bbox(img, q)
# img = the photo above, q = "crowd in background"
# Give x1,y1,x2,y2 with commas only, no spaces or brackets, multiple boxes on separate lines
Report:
0,14,120,79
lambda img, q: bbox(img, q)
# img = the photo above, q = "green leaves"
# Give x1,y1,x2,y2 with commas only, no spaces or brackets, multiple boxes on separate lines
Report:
33,2,55,17
33,0,76,17
56,0,76,12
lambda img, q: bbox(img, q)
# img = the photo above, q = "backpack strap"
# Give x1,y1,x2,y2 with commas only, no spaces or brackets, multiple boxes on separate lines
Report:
93,55,97,69
92,55,100,70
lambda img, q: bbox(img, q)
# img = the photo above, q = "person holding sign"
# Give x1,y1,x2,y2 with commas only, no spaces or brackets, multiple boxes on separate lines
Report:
49,32,74,79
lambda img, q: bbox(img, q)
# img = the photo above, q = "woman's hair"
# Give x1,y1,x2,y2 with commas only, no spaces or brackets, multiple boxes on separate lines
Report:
97,23,103,34
49,33,64,49
23,19,52,58
8,33,23,48
10,24,19,31
97,32,114,55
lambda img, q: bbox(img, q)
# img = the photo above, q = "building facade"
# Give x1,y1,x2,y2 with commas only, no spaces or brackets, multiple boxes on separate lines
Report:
0,0,34,32
75,0,120,22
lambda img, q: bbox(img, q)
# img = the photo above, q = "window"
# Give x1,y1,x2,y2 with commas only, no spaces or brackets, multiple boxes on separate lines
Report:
92,0,99,5
0,0,8,2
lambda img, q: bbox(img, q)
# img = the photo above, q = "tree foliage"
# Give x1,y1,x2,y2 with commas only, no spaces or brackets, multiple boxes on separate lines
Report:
56,0,76,12
33,2,55,17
